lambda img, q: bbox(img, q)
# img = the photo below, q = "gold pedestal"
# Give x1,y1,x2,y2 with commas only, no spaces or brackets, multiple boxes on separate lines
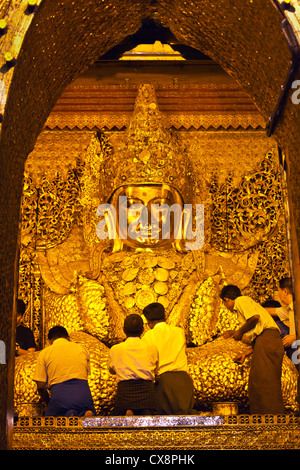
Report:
13,414,300,451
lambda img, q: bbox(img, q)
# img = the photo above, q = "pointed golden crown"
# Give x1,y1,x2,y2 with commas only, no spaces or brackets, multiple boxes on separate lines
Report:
100,84,195,204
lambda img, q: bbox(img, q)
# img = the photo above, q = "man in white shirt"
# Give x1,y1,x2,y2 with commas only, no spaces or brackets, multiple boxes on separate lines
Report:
277,277,296,349
109,314,158,416
220,285,285,415
142,302,194,415
33,326,96,417
262,278,296,361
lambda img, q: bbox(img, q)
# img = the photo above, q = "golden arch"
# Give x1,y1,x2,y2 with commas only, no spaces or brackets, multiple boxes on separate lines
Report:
1,0,300,449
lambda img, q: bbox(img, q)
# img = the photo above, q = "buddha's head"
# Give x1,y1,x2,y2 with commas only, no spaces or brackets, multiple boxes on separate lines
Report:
106,183,185,251
95,84,200,252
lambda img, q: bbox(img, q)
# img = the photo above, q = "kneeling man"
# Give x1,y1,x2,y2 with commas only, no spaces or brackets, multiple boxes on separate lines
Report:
33,326,96,417
142,302,194,415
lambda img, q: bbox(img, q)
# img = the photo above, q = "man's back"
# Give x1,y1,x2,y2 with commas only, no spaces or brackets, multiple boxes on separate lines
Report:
34,338,90,387
142,322,188,375
109,337,158,382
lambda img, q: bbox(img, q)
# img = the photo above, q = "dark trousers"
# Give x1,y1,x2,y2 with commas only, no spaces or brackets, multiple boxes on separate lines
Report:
155,371,195,415
249,329,285,414
45,378,96,417
112,379,156,416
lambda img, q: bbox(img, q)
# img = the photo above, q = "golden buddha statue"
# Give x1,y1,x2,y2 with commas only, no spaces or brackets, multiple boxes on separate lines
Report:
14,84,298,415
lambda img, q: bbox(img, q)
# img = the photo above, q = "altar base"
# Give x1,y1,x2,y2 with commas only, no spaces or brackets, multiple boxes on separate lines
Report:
12,414,300,451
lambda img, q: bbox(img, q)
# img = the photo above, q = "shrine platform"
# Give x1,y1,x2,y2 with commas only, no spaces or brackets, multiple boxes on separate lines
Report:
12,414,300,451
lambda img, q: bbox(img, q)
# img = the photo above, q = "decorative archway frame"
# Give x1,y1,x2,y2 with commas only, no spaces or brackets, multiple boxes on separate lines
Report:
1,0,300,449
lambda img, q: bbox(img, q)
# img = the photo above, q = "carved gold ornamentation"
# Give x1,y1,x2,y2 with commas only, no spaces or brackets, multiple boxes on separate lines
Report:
97,84,196,207
209,148,283,252
20,168,82,250
208,147,290,301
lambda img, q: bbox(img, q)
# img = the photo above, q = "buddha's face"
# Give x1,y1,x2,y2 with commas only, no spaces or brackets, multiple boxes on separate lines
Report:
110,184,184,250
